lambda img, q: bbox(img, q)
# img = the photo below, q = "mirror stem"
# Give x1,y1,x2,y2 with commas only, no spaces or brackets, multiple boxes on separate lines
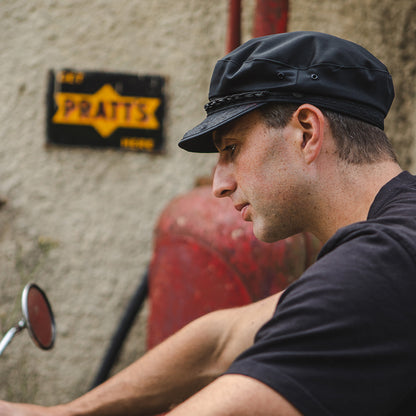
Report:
0,319,26,356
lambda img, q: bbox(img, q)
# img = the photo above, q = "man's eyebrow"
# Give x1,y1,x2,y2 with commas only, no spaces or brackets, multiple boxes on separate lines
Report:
213,123,234,150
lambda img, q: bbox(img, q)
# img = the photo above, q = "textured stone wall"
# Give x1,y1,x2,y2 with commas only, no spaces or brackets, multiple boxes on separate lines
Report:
0,0,228,404
0,0,414,406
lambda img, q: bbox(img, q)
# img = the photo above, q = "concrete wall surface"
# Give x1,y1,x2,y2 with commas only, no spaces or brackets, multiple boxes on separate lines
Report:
0,0,415,406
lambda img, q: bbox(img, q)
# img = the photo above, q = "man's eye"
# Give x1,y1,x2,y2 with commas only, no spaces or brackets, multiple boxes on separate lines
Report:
224,144,237,154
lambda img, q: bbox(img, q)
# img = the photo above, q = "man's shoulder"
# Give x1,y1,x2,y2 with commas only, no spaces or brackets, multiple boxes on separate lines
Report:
369,170,416,218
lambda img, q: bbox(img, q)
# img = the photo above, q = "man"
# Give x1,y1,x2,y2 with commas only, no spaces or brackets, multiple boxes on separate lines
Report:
1,31,415,415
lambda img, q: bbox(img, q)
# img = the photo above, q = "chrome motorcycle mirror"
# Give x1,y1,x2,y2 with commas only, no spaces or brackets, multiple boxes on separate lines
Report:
0,283,56,356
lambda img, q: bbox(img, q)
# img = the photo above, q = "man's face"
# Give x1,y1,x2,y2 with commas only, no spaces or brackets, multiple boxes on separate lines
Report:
212,110,311,243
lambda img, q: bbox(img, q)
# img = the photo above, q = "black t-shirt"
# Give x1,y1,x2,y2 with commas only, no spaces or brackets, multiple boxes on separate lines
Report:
226,171,416,415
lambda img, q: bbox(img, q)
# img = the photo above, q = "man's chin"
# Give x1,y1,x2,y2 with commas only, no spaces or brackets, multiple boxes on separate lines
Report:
253,223,294,243
252,226,281,243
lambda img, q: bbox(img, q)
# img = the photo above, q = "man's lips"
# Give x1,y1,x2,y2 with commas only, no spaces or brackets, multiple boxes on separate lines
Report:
235,203,250,221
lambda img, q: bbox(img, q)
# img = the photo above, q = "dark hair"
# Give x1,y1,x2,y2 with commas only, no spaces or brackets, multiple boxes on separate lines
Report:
258,103,398,165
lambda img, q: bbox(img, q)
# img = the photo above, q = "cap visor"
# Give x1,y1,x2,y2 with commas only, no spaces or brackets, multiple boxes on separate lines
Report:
179,102,265,153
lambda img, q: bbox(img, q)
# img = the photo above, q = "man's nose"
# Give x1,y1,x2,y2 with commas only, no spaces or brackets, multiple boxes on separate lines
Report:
212,162,236,198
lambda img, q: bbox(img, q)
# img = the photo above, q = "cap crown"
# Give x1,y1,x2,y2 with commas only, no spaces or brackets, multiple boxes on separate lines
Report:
209,31,394,125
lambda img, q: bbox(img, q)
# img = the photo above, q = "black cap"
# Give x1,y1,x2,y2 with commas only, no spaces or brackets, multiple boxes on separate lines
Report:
179,31,394,153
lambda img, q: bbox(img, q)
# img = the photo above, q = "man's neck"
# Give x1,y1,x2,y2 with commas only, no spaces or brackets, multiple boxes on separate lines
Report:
312,161,403,243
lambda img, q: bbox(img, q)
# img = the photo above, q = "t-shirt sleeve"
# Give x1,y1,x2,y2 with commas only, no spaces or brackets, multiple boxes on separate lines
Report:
225,226,416,416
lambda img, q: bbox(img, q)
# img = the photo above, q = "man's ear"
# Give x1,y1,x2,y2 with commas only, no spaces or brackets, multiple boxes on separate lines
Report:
293,104,325,164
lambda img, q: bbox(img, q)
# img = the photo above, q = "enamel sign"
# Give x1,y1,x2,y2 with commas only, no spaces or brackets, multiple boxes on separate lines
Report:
46,70,165,152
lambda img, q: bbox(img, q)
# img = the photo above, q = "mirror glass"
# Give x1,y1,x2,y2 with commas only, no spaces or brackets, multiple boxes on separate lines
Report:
22,284,56,350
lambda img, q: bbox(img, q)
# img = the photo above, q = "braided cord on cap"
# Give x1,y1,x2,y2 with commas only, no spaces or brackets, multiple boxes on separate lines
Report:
204,90,385,129
205,91,271,114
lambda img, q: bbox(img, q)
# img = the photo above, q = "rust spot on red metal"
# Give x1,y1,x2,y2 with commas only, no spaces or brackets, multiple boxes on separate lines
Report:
253,0,288,37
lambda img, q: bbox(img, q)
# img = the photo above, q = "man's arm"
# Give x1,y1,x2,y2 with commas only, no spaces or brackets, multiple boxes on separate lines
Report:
0,292,282,416
168,374,302,416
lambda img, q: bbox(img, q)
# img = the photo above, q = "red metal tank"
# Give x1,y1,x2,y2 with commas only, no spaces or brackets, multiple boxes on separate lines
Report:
147,185,321,349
